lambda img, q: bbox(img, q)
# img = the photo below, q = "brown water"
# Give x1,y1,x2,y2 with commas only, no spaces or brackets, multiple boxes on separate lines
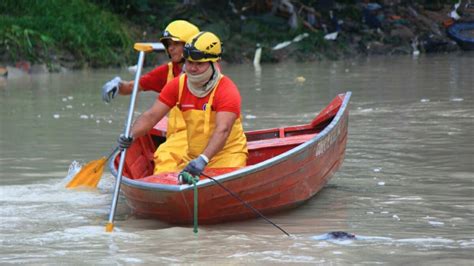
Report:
1,53,473,264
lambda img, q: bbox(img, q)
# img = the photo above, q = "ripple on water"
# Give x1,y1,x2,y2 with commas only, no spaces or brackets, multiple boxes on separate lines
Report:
309,233,473,250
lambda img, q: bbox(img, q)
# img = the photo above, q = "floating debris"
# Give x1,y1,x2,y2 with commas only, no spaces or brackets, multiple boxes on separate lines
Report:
295,76,306,83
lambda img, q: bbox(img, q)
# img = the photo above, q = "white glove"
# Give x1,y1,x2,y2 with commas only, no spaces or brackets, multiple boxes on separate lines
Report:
101,76,122,103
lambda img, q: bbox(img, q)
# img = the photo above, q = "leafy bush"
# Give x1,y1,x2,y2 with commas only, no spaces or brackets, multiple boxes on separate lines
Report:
0,0,134,68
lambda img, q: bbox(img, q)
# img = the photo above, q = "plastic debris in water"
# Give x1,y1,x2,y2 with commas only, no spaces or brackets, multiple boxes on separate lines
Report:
295,76,306,83
253,43,262,67
324,32,338,41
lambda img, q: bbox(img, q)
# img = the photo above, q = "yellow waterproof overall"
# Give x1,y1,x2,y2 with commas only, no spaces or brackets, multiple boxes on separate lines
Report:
153,62,188,174
176,74,248,170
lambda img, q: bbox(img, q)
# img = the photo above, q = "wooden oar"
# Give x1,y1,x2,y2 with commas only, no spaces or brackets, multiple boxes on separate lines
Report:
65,147,118,189
105,43,154,233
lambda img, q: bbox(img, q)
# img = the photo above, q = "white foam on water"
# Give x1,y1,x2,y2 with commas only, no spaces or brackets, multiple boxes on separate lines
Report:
231,251,317,263
4,225,141,248
396,238,454,244
0,181,108,205
0,161,113,206
428,221,445,226
459,240,474,247
359,108,374,113
389,195,423,201
121,258,144,263
450,97,463,102
62,226,139,238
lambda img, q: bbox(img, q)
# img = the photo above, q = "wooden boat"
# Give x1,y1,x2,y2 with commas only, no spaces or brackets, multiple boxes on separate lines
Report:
447,21,474,51
109,92,351,224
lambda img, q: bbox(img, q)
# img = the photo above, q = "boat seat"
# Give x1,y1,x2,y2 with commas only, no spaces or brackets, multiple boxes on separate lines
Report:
247,133,315,150
246,133,315,165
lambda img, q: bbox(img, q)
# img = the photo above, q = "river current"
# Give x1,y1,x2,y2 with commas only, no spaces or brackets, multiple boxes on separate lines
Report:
1,53,473,264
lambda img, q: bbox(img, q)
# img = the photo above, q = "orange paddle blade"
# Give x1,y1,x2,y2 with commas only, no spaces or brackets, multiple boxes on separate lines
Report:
66,157,107,188
105,222,114,232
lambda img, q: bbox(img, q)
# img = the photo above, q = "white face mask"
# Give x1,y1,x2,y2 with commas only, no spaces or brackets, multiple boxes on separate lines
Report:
186,62,221,98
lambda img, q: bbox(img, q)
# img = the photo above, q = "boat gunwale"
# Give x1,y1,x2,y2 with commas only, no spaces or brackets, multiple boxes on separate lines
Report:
109,91,352,192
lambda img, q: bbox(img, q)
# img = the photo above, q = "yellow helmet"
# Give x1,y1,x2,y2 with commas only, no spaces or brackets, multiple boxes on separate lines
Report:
183,31,222,62
160,20,199,44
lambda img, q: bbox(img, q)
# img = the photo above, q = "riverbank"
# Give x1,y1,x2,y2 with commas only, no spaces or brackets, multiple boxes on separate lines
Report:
1,0,472,74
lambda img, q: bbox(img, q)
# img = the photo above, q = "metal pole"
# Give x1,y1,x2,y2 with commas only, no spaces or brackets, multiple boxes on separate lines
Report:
106,50,146,232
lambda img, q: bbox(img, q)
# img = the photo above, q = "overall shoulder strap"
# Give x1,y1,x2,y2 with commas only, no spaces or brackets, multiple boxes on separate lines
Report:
204,75,224,136
166,62,174,82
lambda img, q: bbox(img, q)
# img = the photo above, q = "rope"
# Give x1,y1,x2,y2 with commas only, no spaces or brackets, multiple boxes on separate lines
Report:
179,172,200,234
178,171,290,236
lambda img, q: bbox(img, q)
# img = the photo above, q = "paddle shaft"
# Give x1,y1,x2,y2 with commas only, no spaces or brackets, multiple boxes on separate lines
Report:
106,146,120,161
202,173,290,236
106,50,146,232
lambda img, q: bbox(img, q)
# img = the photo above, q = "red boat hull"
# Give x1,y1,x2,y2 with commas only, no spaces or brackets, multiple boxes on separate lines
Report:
111,92,351,224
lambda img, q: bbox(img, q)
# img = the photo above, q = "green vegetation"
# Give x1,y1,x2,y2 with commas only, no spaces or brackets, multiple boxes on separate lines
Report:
0,0,133,69
0,0,464,70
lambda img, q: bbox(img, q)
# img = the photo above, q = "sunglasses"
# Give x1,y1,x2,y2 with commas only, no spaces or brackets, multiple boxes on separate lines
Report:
183,46,220,61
